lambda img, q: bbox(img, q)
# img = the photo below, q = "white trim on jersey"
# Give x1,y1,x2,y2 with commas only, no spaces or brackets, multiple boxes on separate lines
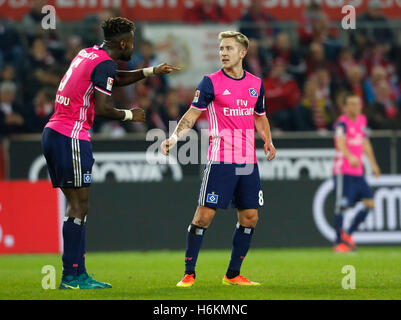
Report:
335,174,344,213
190,105,207,111
208,102,221,162
198,161,213,206
71,84,94,140
94,86,112,96
254,111,266,116
71,138,82,187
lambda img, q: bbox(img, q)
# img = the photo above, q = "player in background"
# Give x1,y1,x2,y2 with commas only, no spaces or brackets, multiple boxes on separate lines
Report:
42,17,179,289
333,93,381,253
161,31,276,287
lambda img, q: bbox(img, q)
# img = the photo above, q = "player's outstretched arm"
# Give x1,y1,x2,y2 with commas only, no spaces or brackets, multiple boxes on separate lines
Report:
114,63,181,87
160,107,202,156
254,114,276,161
94,89,145,122
363,139,381,177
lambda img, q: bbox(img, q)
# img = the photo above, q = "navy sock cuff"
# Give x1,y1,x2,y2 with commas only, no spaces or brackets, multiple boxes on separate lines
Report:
236,223,254,235
188,224,207,235
64,217,85,226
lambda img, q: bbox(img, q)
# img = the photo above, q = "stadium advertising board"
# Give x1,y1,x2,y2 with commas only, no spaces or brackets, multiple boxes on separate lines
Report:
0,181,62,254
9,138,198,182
314,175,401,244
3,0,401,21
6,134,400,250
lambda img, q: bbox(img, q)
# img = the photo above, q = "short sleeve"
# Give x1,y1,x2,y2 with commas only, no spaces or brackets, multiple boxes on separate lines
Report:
254,81,266,115
91,60,117,96
334,122,347,137
191,76,214,111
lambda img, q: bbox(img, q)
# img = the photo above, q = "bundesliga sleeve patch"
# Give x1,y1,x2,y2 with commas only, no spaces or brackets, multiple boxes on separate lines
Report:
193,90,200,103
106,77,114,91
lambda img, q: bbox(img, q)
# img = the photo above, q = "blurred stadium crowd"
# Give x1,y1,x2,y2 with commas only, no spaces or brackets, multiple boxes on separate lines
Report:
1,0,401,138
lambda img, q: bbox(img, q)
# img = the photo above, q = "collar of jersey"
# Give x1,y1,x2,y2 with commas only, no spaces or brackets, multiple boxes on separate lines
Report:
221,68,246,81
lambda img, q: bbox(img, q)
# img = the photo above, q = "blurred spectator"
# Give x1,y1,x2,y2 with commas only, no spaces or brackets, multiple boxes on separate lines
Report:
332,48,357,85
64,35,84,65
158,88,187,131
243,39,268,79
24,65,63,103
28,37,56,70
334,89,348,116
0,81,26,135
238,1,278,46
306,42,334,76
365,80,401,129
354,1,394,53
0,16,23,71
24,87,55,133
344,65,366,106
360,42,395,78
271,32,306,86
81,8,121,47
127,95,166,133
183,0,231,24
23,37,61,101
264,58,301,131
1,65,16,82
294,79,336,131
128,39,169,96
298,3,329,47
309,68,335,109
20,0,64,61
363,66,400,105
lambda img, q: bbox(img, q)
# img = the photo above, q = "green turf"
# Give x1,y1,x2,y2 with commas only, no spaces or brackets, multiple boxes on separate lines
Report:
1,247,400,300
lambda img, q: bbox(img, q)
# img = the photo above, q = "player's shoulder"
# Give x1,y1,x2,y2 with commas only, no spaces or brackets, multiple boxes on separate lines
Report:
336,114,348,123
244,70,262,82
333,114,347,129
78,45,115,64
205,69,223,80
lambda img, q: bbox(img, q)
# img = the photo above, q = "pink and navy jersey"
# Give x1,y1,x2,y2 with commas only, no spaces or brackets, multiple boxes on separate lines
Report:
191,69,266,164
333,114,367,176
45,45,116,141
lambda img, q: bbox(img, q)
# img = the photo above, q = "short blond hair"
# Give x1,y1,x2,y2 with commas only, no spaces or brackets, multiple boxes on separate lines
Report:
218,31,249,50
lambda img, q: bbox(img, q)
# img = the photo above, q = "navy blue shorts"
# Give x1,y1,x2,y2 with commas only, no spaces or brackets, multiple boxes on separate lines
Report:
41,128,94,188
334,174,373,209
198,162,264,209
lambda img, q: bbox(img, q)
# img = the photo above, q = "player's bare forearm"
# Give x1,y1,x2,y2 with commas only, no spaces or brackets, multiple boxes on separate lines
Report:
174,107,202,138
363,139,379,168
254,114,276,160
254,114,272,145
94,90,145,122
161,107,202,156
113,69,146,87
94,90,125,119
114,63,180,87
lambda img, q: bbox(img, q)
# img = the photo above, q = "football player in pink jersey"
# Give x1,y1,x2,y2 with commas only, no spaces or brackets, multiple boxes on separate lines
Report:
161,31,276,287
332,93,381,253
42,17,179,289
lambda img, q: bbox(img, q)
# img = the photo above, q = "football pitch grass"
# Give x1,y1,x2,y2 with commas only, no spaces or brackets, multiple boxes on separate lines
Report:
1,247,401,300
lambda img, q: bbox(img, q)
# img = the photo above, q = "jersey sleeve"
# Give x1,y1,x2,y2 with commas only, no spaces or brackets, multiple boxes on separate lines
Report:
91,60,117,96
190,76,215,111
254,81,266,115
334,121,347,137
